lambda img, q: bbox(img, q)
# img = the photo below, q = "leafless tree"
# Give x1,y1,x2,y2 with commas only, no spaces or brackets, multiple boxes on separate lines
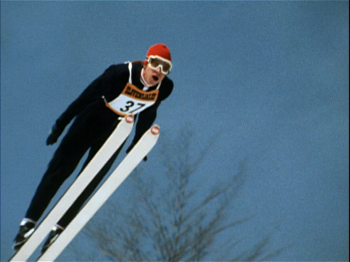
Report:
79,128,288,261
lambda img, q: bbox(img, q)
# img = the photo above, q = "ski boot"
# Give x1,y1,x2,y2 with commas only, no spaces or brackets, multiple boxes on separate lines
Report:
41,225,64,254
13,218,36,250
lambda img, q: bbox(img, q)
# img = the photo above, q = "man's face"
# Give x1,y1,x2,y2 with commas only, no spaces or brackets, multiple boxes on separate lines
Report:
143,63,166,86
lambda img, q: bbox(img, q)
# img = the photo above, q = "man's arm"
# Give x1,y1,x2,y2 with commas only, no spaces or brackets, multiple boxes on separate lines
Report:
47,65,125,145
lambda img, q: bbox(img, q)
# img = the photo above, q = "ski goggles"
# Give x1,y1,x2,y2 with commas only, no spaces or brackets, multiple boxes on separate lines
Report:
147,56,172,74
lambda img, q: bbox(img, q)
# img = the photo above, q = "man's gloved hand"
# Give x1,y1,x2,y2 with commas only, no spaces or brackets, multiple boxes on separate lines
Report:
46,124,64,145
126,143,148,162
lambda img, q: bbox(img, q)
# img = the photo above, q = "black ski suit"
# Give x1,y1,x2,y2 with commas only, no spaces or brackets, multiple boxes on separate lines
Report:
25,61,173,228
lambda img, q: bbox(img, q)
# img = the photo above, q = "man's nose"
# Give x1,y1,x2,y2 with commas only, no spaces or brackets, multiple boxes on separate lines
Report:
155,67,162,74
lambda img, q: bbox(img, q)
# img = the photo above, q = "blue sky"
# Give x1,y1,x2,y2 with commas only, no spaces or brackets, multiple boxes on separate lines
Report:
1,1,349,261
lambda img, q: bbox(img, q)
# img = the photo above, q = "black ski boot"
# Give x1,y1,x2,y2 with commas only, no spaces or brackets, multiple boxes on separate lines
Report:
41,225,64,254
13,219,36,250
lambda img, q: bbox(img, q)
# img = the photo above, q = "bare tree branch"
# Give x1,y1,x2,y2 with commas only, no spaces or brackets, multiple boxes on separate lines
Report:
81,127,287,261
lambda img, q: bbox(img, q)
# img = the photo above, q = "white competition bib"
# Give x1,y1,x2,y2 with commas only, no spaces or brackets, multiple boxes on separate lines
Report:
106,83,159,116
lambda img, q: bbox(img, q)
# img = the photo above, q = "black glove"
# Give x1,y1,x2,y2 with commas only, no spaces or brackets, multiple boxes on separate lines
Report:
46,124,64,145
126,143,147,162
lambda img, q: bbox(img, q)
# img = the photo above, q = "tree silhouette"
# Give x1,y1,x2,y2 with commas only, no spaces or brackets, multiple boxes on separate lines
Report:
80,128,287,261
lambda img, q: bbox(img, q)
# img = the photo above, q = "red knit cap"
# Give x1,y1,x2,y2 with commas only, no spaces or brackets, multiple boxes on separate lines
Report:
146,44,171,62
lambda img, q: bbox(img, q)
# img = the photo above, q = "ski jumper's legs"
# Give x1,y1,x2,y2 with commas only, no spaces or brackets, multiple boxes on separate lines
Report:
25,114,119,222
25,132,89,221
57,139,125,228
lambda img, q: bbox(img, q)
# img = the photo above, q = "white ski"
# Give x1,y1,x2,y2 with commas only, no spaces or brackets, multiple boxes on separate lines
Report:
37,125,160,262
10,115,135,262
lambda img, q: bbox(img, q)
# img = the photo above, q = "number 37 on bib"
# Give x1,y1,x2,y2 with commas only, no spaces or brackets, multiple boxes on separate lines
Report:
105,83,159,116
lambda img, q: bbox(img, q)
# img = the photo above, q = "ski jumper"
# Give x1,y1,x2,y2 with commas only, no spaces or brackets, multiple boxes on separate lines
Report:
25,62,173,228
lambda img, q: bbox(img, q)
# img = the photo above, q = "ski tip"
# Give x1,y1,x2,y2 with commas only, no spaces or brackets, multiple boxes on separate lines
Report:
151,125,160,135
125,115,134,123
